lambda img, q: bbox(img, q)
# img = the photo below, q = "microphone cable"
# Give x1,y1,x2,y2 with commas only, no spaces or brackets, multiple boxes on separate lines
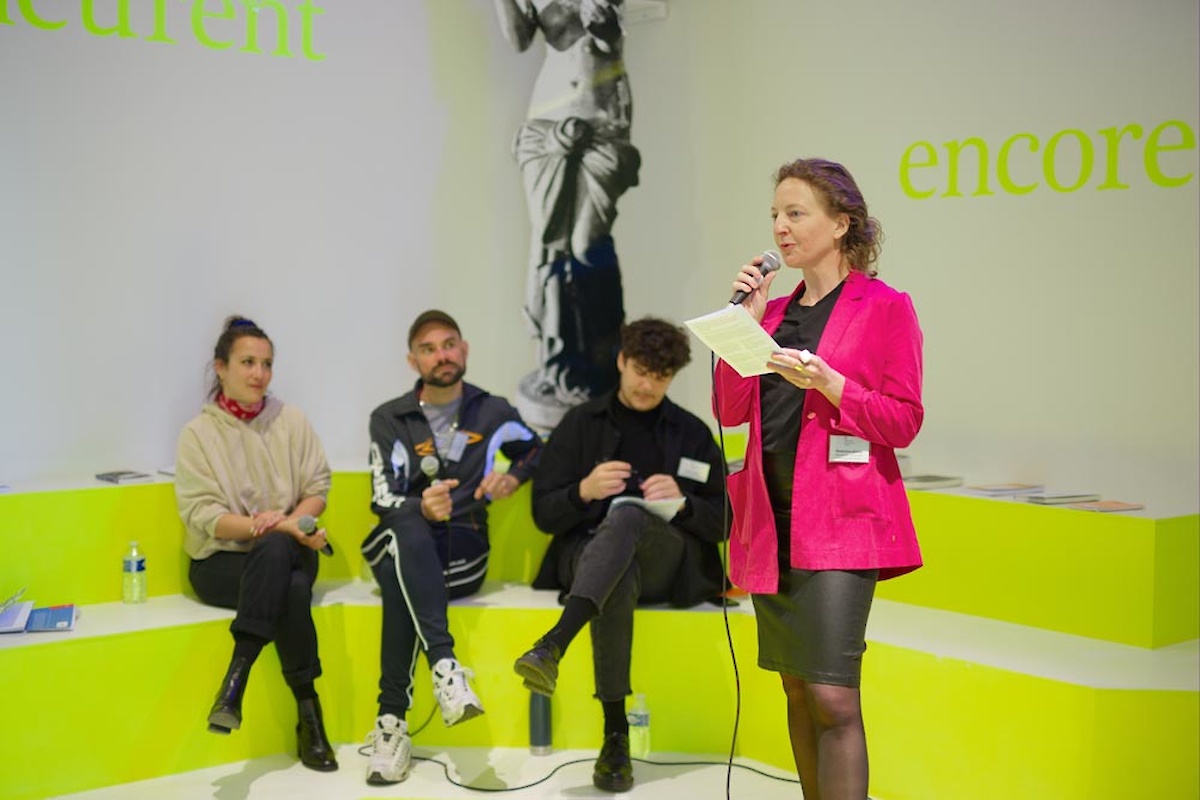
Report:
710,350,742,800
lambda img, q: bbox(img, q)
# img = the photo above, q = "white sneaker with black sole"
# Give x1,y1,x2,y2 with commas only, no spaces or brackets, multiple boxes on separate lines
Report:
365,714,411,786
431,657,485,726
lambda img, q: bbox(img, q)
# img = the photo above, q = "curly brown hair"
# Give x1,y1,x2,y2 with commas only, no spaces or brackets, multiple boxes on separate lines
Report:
774,158,883,275
619,316,691,376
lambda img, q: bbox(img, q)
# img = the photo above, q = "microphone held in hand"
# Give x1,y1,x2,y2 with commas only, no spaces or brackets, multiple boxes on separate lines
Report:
420,455,441,484
297,515,334,556
729,250,782,305
420,454,490,520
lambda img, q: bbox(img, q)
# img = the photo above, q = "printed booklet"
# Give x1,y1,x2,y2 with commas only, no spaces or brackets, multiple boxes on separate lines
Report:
24,604,77,632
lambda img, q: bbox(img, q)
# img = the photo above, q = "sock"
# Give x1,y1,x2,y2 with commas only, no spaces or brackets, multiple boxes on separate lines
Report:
602,700,629,736
232,632,267,665
429,646,455,669
378,707,407,723
291,681,317,701
543,596,598,655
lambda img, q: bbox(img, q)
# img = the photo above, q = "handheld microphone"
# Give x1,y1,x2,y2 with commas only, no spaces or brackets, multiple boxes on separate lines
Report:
420,455,441,483
297,515,334,556
729,250,781,305
420,454,491,519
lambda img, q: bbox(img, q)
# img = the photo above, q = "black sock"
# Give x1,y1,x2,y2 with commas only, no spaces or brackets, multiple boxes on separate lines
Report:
543,596,598,655
232,632,267,665
291,681,317,702
602,700,629,736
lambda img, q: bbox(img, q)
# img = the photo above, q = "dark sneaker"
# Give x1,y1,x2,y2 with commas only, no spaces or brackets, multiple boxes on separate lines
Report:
593,731,634,792
513,638,562,696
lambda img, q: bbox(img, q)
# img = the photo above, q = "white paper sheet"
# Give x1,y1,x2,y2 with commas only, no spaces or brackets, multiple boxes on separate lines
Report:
683,304,782,377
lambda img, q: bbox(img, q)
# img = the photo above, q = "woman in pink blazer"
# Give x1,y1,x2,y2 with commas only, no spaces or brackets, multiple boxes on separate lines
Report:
714,158,924,800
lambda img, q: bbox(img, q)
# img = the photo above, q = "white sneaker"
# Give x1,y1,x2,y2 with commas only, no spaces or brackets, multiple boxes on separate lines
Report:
365,714,411,786
431,657,485,726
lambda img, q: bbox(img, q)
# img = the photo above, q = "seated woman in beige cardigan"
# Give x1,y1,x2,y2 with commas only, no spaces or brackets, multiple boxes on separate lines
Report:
174,315,338,772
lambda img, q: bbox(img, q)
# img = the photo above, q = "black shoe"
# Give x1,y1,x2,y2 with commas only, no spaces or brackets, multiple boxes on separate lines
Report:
593,731,634,793
296,696,339,772
207,656,252,733
513,638,562,696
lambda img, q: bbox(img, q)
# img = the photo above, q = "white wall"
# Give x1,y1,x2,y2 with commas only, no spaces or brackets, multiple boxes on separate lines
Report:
1,0,1196,514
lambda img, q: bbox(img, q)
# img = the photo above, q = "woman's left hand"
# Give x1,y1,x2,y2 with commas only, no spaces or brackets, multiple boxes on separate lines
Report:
249,509,287,537
768,349,846,403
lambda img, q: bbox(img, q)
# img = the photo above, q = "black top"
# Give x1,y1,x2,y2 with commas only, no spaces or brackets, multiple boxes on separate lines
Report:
611,399,665,495
760,281,845,453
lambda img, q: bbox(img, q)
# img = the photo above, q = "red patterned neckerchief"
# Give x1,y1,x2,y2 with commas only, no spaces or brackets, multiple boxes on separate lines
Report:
216,392,265,421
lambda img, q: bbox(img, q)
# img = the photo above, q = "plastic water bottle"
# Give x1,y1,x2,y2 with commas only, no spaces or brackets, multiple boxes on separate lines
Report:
529,692,552,755
122,541,147,604
627,693,650,758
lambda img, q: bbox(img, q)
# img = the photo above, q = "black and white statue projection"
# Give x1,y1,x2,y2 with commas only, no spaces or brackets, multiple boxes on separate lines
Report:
494,0,641,431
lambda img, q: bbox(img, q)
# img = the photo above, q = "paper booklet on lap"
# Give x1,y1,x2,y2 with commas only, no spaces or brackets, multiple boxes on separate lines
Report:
608,495,685,522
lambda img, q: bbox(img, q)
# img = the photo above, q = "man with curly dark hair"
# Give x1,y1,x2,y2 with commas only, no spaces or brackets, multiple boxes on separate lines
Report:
514,316,728,793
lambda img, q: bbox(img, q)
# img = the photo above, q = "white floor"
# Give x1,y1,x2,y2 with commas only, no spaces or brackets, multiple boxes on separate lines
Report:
50,745,805,800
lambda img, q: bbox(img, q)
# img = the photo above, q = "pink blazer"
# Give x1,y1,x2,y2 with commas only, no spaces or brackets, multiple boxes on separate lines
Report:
714,271,924,594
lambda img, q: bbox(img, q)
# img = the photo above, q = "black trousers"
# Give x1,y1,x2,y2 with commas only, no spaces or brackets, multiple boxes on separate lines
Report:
363,519,489,717
189,532,322,688
558,504,685,702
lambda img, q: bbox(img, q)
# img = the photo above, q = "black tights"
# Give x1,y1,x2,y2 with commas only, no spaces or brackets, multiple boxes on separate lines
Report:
781,675,868,800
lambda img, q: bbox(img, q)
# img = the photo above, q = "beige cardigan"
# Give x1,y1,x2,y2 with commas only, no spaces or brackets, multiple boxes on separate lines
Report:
175,397,332,560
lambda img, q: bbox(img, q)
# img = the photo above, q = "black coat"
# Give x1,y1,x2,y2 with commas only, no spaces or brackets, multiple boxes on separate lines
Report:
530,391,730,607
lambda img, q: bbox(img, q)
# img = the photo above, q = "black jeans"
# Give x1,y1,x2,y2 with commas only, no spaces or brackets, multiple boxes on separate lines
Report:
559,504,685,702
189,532,322,688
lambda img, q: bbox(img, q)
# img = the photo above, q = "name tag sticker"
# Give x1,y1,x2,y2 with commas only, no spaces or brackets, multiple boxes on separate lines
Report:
829,435,870,464
446,431,469,463
677,457,711,483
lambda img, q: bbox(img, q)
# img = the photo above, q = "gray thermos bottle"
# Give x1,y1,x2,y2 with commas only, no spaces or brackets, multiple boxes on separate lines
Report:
530,692,552,755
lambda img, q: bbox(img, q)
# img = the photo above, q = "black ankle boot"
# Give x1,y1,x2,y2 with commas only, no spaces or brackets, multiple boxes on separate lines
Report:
593,731,634,792
207,656,252,733
513,638,563,696
296,696,339,772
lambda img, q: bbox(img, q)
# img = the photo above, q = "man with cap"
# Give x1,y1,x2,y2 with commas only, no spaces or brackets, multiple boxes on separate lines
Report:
360,309,542,786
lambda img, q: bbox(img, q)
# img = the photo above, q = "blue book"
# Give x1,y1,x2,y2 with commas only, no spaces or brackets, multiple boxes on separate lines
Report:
25,604,76,632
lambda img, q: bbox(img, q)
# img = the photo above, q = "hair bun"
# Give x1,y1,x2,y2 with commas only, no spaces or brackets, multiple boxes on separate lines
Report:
224,315,258,331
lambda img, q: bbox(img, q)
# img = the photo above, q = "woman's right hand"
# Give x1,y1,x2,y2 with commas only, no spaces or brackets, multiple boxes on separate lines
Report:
732,256,779,322
294,523,329,552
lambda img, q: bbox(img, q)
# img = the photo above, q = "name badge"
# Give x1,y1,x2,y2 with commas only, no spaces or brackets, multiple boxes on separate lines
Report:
829,435,870,464
677,457,711,483
446,431,469,463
